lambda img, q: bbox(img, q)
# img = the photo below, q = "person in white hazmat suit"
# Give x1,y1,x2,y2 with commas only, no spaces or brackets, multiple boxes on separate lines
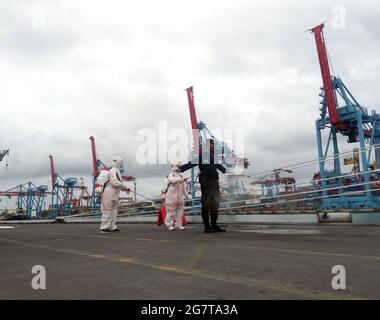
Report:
98,156,130,234
161,161,189,231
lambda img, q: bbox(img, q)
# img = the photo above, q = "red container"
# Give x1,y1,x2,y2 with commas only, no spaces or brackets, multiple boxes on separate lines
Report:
157,206,187,226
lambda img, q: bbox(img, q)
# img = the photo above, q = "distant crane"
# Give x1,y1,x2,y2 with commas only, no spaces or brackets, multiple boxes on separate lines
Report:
251,169,295,198
49,155,91,218
0,182,48,218
186,87,249,168
89,136,109,208
185,87,249,207
310,23,380,209
344,148,361,177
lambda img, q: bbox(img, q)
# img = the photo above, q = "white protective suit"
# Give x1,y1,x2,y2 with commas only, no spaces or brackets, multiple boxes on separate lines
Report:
161,164,189,230
100,156,129,231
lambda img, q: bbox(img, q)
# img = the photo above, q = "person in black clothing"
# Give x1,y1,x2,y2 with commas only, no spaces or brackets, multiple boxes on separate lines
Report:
179,139,226,233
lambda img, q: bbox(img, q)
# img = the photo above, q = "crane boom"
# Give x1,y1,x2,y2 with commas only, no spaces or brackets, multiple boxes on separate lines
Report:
49,155,55,190
0,191,19,197
311,23,344,129
89,136,98,177
185,87,200,156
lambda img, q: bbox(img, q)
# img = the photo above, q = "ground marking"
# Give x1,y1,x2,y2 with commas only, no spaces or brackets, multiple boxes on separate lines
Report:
0,236,366,300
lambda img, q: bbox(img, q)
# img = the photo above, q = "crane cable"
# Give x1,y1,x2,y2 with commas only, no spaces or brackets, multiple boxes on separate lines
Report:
250,143,380,180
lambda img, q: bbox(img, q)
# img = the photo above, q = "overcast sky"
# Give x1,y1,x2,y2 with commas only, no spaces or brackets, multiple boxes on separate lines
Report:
1,0,380,208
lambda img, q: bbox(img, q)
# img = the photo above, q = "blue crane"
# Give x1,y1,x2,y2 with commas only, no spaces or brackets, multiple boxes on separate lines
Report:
49,155,91,218
310,23,380,209
0,182,48,218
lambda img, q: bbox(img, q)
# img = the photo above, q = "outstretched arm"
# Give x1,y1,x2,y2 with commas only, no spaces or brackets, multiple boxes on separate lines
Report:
179,162,197,172
179,155,200,172
216,164,226,174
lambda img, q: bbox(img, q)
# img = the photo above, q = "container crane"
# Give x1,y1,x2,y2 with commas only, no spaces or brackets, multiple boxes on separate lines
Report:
185,87,249,167
185,87,249,207
251,169,295,198
89,136,108,208
49,155,91,217
310,23,380,209
0,182,48,218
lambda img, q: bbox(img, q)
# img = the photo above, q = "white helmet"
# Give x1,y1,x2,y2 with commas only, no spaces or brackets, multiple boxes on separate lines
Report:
112,156,124,170
171,160,182,172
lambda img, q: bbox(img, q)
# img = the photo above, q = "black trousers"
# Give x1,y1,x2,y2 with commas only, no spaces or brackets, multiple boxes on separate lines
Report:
199,175,220,228
202,206,219,228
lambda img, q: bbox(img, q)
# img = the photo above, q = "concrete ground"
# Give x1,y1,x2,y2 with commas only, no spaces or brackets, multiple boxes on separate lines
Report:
0,223,379,300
